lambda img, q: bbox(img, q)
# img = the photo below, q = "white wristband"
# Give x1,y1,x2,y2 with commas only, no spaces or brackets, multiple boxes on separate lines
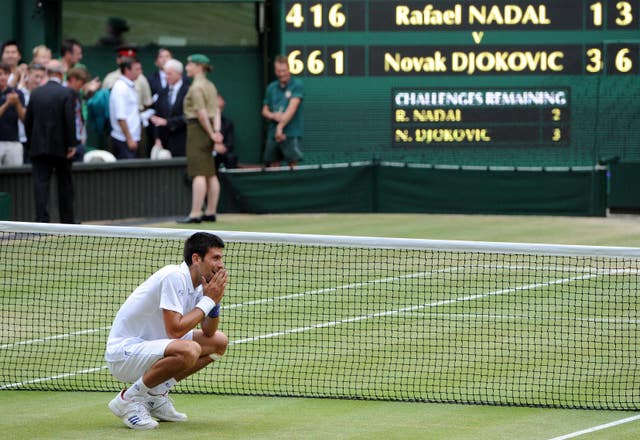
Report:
196,297,216,315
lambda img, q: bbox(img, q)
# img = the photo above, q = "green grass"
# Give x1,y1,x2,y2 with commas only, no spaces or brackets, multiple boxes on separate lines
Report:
2,213,640,439
147,212,640,247
63,2,257,47
0,392,638,440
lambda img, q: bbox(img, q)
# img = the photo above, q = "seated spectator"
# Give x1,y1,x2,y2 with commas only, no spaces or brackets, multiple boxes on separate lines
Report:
0,62,26,166
150,59,189,157
215,94,237,169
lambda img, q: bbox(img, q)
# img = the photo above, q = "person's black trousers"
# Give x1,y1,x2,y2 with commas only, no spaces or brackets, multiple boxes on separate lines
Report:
31,156,75,224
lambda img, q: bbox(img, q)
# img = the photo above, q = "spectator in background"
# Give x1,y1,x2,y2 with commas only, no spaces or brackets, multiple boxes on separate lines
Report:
109,57,142,159
150,59,189,157
103,46,153,157
178,54,222,224
102,46,153,112
215,94,237,170
25,60,78,223
18,62,46,162
66,67,91,162
31,45,52,68
1,40,24,88
0,62,26,166
146,47,174,154
148,48,173,98
261,55,303,168
98,17,130,47
60,38,84,75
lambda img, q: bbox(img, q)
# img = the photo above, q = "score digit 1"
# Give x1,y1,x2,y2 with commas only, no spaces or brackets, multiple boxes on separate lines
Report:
287,49,345,75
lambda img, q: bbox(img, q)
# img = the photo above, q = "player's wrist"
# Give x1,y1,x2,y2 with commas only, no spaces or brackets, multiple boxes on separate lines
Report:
207,303,221,318
196,296,216,315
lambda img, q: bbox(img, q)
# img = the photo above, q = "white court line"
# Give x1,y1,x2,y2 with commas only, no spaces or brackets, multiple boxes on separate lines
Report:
0,266,458,350
0,366,109,390
0,269,620,389
230,272,602,345
224,266,458,310
401,312,640,324
3,265,633,350
546,414,640,440
0,326,111,350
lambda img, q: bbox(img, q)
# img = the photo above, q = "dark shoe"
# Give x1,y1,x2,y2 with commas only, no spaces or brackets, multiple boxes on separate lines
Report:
177,216,202,224
202,214,216,222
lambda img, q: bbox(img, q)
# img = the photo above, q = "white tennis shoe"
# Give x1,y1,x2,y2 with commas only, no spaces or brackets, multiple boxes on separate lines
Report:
145,393,188,422
109,390,159,430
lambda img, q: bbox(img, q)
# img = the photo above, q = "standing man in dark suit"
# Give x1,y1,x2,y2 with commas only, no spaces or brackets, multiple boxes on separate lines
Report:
147,48,173,99
150,59,189,157
25,60,78,223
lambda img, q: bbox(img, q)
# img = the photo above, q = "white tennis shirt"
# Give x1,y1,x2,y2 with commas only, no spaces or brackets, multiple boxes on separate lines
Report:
105,262,202,362
109,75,142,142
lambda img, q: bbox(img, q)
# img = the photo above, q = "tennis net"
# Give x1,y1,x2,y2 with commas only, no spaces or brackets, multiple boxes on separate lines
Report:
0,221,638,410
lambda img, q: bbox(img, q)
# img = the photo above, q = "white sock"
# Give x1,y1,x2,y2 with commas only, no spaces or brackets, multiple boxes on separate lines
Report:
149,378,177,396
123,378,150,401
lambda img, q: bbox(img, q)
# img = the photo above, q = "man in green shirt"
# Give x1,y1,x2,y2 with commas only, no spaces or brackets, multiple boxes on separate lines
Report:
261,55,303,168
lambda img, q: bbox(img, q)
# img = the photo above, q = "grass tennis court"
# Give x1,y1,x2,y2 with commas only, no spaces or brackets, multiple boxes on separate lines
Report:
1,213,640,439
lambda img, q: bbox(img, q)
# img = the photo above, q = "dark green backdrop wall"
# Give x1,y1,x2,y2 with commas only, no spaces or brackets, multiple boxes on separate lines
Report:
0,162,606,222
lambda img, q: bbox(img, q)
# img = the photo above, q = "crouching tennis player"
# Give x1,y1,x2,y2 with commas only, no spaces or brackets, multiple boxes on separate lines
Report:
105,232,228,430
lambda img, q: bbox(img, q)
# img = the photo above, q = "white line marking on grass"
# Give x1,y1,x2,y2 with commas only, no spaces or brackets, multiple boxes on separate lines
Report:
401,312,640,324
229,271,604,345
0,268,622,389
0,268,447,350
546,414,640,440
0,326,111,350
0,366,109,390
4,264,630,350
224,267,459,310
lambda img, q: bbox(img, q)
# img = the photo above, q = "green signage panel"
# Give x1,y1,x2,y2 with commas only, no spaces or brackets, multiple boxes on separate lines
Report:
277,0,640,166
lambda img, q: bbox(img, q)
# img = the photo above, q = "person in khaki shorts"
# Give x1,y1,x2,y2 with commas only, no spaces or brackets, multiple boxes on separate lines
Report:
178,54,224,224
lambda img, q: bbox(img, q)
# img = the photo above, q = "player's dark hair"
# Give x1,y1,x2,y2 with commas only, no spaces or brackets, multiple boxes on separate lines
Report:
0,62,11,74
184,232,225,266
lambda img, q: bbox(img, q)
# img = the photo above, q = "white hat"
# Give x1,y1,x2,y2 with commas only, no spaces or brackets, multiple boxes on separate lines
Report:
150,145,172,160
83,150,117,163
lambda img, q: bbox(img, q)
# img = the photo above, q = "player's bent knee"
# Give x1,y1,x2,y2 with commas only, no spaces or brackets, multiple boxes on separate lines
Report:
213,331,229,354
169,340,202,367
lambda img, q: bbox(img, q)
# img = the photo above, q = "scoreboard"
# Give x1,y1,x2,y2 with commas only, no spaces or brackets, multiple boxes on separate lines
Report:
276,0,640,166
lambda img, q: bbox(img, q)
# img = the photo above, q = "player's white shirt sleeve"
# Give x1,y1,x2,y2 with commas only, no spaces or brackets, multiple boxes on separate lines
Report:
159,272,189,315
105,263,200,362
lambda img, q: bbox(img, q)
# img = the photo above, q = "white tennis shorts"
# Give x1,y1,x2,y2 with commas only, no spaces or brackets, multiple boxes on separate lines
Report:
107,331,194,383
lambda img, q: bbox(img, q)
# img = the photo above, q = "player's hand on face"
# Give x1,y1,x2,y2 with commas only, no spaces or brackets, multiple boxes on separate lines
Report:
201,269,227,304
